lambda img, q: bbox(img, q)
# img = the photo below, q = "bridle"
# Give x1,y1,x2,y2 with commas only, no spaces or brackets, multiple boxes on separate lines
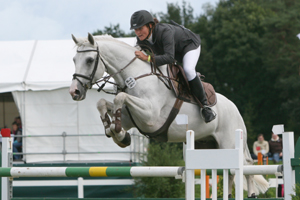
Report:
73,44,174,94
72,44,137,93
72,45,105,90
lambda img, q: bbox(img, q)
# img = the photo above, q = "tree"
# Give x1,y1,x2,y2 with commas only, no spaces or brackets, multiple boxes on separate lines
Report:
157,0,194,26
182,0,194,26
133,142,185,198
189,0,300,143
259,0,300,137
198,0,272,144
93,23,135,37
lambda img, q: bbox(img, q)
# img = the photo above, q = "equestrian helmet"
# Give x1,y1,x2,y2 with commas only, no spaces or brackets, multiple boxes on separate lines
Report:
130,10,154,30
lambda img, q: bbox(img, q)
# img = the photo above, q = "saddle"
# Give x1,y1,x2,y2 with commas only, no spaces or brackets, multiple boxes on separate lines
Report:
167,64,217,107
124,63,217,143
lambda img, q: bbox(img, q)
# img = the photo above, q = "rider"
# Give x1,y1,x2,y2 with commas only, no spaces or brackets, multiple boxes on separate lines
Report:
130,10,216,123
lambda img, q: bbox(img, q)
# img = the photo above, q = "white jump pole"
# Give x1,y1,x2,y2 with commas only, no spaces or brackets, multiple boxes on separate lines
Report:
223,169,229,199
77,177,84,198
1,128,13,200
272,124,295,200
185,129,243,200
185,130,195,200
234,129,244,200
200,169,206,200
282,131,295,199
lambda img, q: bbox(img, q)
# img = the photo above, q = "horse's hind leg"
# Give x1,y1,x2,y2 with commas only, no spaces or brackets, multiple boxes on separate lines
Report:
97,98,130,148
245,175,256,198
228,175,256,198
228,175,234,198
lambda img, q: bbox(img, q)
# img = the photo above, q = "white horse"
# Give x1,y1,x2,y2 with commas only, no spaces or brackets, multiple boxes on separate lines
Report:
69,33,268,197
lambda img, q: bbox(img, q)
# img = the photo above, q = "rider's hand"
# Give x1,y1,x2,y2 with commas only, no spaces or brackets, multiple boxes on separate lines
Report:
135,51,148,61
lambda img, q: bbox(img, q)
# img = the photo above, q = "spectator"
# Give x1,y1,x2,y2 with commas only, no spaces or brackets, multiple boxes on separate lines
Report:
14,116,22,130
12,122,22,160
251,134,269,160
269,132,283,163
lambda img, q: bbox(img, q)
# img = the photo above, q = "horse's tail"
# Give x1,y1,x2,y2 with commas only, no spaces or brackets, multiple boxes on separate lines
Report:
242,174,269,194
252,175,269,194
243,142,269,194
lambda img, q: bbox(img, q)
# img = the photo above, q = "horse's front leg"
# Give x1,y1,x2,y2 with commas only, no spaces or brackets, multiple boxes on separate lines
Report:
97,98,113,137
97,98,130,148
111,92,152,142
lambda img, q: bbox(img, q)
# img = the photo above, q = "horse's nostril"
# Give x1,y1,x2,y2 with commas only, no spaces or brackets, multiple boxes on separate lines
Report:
75,89,80,95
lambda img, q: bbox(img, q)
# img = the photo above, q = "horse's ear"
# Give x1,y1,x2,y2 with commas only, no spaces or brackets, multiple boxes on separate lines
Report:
71,34,79,44
88,33,95,46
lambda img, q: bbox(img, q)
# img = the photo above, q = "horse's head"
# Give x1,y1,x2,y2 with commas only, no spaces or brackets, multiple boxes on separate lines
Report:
69,33,106,101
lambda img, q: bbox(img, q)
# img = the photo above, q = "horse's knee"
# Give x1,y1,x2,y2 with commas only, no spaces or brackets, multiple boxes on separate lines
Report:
97,98,107,111
114,92,127,106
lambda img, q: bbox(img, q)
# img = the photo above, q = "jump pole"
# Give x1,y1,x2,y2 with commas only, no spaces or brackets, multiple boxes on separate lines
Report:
272,124,295,200
185,129,244,200
0,165,283,178
0,126,295,200
1,128,13,200
0,166,184,178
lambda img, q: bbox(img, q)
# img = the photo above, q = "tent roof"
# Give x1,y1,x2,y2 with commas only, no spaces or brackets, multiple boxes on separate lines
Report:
0,37,136,93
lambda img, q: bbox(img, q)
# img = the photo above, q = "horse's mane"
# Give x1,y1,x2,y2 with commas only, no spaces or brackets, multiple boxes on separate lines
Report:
75,34,137,51
94,35,125,45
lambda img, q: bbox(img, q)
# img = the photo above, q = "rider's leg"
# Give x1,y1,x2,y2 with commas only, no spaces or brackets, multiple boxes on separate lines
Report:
183,46,216,123
189,76,216,123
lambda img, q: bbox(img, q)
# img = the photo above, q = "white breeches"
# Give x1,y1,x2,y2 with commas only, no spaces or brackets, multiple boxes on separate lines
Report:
182,45,201,81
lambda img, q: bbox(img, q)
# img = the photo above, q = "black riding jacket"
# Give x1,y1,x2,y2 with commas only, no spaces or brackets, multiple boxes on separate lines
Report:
136,21,201,66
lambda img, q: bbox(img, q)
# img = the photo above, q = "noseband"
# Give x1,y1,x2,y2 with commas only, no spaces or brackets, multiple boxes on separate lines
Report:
73,46,106,89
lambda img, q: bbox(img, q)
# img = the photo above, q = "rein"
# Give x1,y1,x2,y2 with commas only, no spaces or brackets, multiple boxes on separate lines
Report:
95,53,175,94
73,44,176,94
95,57,137,93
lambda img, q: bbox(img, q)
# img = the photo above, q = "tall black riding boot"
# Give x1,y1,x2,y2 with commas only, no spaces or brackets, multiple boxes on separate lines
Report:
189,76,216,123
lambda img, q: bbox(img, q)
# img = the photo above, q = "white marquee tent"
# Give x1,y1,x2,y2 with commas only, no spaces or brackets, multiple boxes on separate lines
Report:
0,37,148,163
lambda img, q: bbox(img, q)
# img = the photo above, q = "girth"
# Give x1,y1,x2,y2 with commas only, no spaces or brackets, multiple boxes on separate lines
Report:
125,98,183,142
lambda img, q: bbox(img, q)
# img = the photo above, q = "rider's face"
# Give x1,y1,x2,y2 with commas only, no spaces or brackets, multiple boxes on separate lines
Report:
134,25,150,41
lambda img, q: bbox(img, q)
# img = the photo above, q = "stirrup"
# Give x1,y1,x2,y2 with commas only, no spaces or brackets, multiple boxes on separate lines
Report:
201,106,216,123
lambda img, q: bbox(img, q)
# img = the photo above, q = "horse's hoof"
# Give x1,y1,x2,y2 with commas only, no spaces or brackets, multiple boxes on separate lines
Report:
114,132,131,148
120,132,131,146
248,193,257,198
116,142,127,148
105,128,113,138
105,133,111,138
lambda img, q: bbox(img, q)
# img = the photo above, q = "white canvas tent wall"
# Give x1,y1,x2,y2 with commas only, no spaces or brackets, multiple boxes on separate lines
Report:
0,37,148,163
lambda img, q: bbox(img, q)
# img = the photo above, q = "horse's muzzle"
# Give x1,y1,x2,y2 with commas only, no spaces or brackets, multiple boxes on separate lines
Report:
70,89,81,101
69,80,86,101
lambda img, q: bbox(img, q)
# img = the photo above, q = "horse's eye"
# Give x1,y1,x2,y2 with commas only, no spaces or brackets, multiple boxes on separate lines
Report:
86,57,94,64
